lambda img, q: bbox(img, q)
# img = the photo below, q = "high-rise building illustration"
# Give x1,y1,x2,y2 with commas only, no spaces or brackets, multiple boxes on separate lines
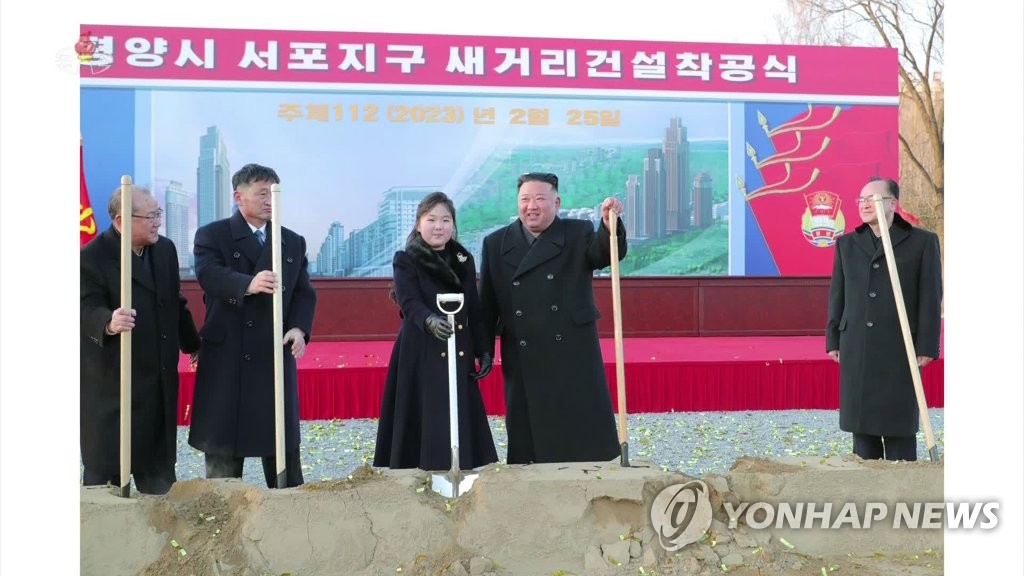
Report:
315,221,347,277
663,118,692,233
196,126,231,227
693,171,714,228
624,174,643,239
163,180,192,270
379,186,434,253
642,148,665,238
343,186,435,277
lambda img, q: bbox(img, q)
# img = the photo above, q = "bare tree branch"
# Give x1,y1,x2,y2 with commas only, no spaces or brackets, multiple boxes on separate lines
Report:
776,0,945,232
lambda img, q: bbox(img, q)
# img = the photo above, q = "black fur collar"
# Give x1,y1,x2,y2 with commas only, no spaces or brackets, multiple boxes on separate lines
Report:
406,234,469,292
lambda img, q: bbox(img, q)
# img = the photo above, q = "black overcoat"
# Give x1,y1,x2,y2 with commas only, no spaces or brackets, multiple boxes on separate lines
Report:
80,227,200,476
374,237,497,471
826,214,943,437
188,211,316,457
479,217,626,463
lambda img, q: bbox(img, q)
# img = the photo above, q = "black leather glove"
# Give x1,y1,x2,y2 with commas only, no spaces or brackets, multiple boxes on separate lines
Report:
470,353,493,380
424,314,453,341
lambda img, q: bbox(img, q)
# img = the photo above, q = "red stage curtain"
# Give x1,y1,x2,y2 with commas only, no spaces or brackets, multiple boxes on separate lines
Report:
176,358,943,425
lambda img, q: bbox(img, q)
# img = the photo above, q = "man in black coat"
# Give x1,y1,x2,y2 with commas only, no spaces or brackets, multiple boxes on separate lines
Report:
81,186,200,494
188,163,316,488
479,172,627,464
826,177,943,461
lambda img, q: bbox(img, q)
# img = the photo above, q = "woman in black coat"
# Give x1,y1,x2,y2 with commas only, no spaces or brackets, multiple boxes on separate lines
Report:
373,192,498,471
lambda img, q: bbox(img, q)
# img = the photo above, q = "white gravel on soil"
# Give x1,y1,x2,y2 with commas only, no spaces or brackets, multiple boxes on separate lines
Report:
170,409,945,486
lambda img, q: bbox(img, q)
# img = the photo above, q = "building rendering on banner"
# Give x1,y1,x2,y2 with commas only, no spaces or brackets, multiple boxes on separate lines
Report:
196,126,231,228
163,180,192,270
316,186,434,277
663,117,692,233
316,221,347,277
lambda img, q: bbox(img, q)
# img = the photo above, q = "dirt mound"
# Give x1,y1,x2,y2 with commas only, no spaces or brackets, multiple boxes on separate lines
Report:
729,457,806,474
81,458,943,575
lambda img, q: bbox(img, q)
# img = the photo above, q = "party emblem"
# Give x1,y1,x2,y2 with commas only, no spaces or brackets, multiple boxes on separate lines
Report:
801,190,845,247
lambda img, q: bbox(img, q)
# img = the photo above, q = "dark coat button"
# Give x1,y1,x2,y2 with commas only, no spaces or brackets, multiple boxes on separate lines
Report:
869,291,877,298
872,263,880,269
287,257,294,263
551,305,558,311
244,354,252,360
555,334,562,341
519,339,527,347
515,310,523,317
246,320,254,327
233,252,241,259
512,281,520,286
547,273,554,280
866,322,874,328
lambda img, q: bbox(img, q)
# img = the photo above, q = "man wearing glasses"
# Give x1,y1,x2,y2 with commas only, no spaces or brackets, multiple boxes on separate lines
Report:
479,172,627,464
80,186,200,493
826,177,943,461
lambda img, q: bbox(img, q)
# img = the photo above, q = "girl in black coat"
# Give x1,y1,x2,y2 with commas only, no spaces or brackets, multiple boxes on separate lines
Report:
373,192,498,471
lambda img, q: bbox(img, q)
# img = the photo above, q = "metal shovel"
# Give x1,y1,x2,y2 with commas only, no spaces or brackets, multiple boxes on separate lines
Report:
430,293,479,498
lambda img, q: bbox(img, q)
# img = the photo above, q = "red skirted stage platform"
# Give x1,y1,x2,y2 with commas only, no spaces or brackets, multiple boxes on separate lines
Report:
175,335,944,425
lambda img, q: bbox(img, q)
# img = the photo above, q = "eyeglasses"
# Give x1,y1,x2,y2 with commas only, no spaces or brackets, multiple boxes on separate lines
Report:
855,197,895,205
517,172,559,189
131,209,164,222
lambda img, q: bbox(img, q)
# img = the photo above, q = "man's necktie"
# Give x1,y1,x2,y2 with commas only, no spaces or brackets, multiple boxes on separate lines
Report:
255,229,265,246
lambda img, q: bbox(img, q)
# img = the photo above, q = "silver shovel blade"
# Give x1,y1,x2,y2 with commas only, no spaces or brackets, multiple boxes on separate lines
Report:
430,472,479,498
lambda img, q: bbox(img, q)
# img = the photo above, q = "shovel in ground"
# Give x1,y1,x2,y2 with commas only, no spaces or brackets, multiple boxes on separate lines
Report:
608,210,630,467
872,194,940,461
430,293,479,498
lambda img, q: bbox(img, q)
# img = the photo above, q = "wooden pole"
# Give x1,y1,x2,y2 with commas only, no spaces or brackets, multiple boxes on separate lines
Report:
118,175,133,497
608,210,629,466
271,183,286,488
873,195,939,461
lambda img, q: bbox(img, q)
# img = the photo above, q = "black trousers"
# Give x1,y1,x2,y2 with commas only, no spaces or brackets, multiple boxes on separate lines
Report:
82,467,175,495
204,450,304,488
852,433,918,461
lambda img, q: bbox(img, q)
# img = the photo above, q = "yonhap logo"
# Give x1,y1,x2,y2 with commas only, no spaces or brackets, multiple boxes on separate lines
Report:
650,480,714,551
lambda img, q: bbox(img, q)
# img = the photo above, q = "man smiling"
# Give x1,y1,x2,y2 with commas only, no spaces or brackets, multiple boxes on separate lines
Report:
479,172,627,464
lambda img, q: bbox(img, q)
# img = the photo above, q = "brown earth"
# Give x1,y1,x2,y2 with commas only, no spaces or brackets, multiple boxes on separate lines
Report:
81,457,944,576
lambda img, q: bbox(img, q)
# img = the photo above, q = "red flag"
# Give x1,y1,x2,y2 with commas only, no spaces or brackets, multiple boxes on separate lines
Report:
80,140,97,246
744,104,899,275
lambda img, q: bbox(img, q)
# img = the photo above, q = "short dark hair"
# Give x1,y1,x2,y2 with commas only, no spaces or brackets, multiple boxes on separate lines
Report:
232,163,280,190
867,176,900,200
517,172,559,191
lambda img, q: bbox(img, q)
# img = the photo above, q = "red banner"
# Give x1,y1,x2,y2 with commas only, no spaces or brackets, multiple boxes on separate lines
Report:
78,24,897,100
80,142,97,246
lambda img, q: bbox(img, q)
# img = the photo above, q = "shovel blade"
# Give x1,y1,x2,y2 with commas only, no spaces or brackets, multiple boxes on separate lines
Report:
431,472,479,498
